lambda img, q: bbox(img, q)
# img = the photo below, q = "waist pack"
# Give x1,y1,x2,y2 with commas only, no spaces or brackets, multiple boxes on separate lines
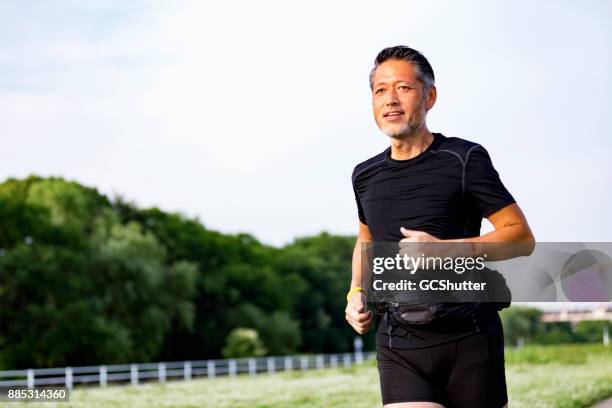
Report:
373,268,511,325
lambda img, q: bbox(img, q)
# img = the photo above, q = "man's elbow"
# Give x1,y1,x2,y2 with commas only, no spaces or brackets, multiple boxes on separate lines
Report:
505,221,535,256
521,228,536,256
503,218,535,256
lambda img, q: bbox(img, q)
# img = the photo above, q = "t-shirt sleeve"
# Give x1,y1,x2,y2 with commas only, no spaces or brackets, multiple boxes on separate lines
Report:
352,172,368,225
465,145,516,218
353,184,367,224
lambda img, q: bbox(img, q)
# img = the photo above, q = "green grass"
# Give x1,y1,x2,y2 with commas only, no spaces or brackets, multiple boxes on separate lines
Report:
2,345,611,408
504,344,612,408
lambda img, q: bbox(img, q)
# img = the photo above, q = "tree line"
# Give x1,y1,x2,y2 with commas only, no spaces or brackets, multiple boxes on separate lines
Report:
0,176,366,369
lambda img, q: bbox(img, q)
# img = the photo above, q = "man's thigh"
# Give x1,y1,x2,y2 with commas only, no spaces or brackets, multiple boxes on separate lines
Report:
377,343,451,407
446,326,508,408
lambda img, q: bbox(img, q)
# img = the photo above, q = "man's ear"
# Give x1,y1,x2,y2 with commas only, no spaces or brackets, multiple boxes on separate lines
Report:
426,85,437,111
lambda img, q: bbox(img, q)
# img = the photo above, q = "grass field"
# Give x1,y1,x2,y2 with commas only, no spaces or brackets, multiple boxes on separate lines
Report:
2,345,611,408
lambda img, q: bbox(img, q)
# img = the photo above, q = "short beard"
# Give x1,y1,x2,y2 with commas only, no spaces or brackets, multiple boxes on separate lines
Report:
381,121,422,140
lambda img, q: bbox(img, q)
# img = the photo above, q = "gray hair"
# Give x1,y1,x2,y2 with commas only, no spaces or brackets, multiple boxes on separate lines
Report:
369,45,435,92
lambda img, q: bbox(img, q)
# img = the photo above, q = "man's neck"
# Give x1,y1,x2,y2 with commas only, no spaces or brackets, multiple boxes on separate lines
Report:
389,128,434,160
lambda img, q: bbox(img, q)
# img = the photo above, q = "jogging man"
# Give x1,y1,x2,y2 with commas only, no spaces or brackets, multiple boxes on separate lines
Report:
345,46,535,408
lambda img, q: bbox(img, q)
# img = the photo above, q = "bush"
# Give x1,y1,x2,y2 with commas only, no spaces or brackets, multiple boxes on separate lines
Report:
221,328,267,358
574,320,611,343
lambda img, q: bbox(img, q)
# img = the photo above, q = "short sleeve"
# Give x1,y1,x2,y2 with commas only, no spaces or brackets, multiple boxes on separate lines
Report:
353,184,367,225
465,145,516,218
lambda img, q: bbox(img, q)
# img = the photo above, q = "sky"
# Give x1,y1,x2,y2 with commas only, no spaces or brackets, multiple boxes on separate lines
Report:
1,0,611,248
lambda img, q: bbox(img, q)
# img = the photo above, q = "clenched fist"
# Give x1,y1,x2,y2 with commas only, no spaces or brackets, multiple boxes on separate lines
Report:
345,291,373,334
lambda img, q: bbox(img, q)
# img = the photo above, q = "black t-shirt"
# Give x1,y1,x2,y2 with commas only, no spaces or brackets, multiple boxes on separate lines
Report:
352,132,516,348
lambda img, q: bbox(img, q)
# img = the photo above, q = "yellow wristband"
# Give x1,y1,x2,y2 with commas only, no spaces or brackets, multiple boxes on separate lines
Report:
346,287,366,302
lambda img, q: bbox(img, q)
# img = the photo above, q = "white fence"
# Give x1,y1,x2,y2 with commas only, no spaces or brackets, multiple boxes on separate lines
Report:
0,351,376,390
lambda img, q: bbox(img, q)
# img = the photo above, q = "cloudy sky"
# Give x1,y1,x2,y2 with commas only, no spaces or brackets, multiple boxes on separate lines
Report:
1,0,611,247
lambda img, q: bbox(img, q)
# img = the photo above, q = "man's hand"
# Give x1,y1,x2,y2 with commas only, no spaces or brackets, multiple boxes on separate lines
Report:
399,227,447,257
399,227,439,243
345,291,373,334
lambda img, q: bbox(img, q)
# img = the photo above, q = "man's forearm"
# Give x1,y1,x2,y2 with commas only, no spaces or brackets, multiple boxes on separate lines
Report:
350,236,373,290
450,223,535,261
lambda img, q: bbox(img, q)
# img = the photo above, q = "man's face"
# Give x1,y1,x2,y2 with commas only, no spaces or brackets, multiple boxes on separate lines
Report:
371,59,436,139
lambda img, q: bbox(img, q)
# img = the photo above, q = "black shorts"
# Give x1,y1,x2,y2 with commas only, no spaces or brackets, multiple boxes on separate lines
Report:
376,312,508,407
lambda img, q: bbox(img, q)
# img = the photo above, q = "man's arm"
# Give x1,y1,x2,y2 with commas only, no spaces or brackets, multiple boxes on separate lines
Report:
463,202,535,258
345,222,374,334
350,222,374,289
400,203,535,261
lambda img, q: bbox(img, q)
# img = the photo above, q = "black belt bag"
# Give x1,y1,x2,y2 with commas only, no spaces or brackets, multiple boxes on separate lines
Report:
373,269,512,326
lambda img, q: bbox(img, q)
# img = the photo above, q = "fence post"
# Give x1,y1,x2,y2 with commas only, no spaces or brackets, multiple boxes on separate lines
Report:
207,360,215,378
130,364,139,385
65,367,73,390
26,369,34,388
248,358,256,376
267,357,275,374
354,336,364,364
316,355,324,369
356,352,363,364
284,356,292,372
99,365,107,387
343,353,351,368
330,354,338,368
228,359,237,377
300,356,308,371
184,361,192,380
158,362,166,383
604,325,610,346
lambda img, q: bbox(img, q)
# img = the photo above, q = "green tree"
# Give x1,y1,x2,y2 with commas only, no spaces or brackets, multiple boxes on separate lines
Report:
113,200,309,359
224,303,302,355
0,177,198,368
500,306,543,346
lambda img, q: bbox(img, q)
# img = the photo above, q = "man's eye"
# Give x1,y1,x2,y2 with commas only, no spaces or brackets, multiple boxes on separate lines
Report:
398,86,410,91
375,89,385,95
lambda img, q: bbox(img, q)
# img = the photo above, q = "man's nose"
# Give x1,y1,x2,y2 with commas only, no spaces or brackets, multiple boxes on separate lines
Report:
384,89,400,106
